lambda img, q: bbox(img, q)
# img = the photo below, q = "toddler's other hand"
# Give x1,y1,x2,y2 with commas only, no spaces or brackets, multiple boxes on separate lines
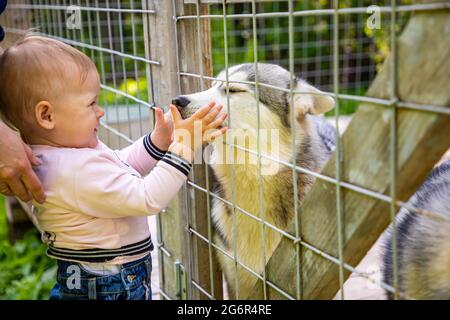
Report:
150,107,173,151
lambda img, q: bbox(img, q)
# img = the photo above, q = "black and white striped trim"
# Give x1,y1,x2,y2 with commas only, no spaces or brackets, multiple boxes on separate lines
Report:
143,134,167,160
161,152,192,176
47,236,154,263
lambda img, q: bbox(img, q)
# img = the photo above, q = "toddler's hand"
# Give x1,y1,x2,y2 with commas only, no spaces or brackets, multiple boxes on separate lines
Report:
169,101,228,152
150,107,174,151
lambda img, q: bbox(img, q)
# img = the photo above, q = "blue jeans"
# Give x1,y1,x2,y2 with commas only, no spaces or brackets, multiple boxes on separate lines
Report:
49,254,152,300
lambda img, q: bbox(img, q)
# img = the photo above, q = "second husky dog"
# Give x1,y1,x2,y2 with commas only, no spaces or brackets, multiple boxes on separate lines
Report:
172,63,336,299
382,158,450,300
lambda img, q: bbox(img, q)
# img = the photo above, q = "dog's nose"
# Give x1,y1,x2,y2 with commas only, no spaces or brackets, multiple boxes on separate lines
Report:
171,96,191,109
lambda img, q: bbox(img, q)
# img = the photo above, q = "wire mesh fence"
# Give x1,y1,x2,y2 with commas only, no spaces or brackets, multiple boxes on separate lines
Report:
1,0,449,300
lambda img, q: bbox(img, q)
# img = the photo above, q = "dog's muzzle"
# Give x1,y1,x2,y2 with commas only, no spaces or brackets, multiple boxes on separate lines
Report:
171,96,191,118
172,96,190,109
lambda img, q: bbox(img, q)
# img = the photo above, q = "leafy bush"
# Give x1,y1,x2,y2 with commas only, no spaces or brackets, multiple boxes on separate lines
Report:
99,77,149,107
0,197,56,300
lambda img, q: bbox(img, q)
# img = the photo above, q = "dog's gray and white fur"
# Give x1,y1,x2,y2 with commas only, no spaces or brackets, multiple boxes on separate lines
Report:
173,62,450,300
382,158,450,300
173,63,336,299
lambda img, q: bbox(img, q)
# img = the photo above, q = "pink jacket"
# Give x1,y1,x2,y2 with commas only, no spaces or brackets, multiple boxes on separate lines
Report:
30,134,192,263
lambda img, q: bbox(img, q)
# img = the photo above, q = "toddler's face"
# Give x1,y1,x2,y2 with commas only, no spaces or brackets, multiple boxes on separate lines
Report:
52,66,104,148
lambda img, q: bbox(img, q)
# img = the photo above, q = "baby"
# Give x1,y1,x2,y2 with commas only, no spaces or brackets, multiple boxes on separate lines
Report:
0,34,227,300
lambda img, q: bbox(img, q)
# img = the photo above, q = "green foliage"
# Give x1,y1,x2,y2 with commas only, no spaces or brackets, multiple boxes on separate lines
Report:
99,78,149,107
0,197,56,300
71,0,411,114
209,0,411,107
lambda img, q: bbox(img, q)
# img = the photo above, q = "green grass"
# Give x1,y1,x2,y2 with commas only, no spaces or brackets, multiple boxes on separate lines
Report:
0,196,56,300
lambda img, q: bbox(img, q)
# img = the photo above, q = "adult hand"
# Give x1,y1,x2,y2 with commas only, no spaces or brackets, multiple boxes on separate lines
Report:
0,121,46,203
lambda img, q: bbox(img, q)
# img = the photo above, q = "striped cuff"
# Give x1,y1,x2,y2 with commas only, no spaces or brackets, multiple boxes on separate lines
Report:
161,152,192,176
143,134,167,160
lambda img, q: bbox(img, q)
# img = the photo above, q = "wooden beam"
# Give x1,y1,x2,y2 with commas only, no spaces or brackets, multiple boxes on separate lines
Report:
174,0,224,301
249,9,450,299
147,0,222,300
145,0,198,300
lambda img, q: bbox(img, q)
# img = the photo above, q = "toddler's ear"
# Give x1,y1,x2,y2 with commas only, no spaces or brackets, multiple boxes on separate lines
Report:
35,101,55,130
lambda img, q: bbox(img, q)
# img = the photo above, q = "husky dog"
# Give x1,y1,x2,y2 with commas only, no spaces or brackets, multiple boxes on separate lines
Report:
382,159,450,300
172,63,336,299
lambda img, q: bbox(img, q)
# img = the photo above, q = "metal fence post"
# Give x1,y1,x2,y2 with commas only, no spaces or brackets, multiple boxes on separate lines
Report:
174,0,223,300
147,0,221,300
145,0,185,299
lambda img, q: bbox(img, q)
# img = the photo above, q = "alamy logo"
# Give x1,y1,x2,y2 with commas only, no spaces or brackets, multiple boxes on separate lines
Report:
66,5,81,30
66,265,81,289
366,5,381,30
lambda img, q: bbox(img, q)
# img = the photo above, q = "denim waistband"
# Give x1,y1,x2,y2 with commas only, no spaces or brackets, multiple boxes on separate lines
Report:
54,254,152,300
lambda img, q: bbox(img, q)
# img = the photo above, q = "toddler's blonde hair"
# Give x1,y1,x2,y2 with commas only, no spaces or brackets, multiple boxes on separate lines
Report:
0,32,96,134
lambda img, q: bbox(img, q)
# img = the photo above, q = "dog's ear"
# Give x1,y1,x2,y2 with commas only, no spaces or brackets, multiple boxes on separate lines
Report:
292,80,335,116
